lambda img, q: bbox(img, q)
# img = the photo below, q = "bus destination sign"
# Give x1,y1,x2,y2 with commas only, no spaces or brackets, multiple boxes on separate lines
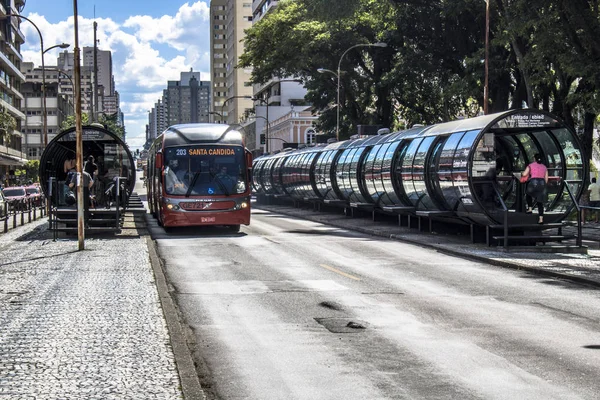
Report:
492,113,560,129
176,147,236,156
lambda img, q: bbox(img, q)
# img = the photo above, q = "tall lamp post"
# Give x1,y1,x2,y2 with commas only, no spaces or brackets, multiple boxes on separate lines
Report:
4,14,69,148
319,42,387,141
220,95,252,124
209,111,223,123
484,0,490,115
252,96,270,153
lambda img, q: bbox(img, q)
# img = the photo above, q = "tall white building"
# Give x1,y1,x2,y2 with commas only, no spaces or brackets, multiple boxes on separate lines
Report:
210,0,254,128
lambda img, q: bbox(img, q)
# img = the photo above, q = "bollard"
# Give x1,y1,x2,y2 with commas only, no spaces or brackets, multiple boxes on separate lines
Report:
20,206,24,225
13,209,16,229
28,200,32,223
33,204,37,220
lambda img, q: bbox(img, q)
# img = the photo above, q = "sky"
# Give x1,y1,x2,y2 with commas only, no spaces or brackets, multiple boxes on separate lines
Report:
20,0,213,150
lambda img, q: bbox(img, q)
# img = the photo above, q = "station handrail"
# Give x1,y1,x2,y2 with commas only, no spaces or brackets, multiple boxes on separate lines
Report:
563,180,583,246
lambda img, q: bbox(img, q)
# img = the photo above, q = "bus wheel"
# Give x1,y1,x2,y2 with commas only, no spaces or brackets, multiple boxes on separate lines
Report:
228,224,240,233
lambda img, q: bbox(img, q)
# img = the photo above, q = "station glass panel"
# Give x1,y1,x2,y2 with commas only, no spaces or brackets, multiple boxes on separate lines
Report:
412,136,436,209
471,132,496,210
426,137,449,210
438,132,465,210
318,150,337,200
391,142,411,206
336,149,353,200
452,130,479,202
531,131,562,209
400,139,423,205
373,144,389,202
553,127,584,210
348,147,366,203
380,141,402,205
270,157,286,193
364,144,383,203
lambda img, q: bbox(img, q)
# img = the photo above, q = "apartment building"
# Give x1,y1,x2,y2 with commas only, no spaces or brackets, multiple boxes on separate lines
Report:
147,71,210,142
21,62,73,159
58,47,119,122
0,0,28,181
210,0,254,128
164,71,210,127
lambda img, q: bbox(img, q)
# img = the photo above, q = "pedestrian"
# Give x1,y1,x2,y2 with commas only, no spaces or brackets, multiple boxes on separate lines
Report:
522,153,548,224
67,169,94,225
84,155,98,178
588,177,600,223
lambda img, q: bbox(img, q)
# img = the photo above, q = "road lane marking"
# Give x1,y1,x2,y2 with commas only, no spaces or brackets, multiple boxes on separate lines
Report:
320,264,361,281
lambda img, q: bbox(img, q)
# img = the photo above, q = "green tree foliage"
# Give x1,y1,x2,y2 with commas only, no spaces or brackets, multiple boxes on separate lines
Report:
240,0,599,159
60,113,89,131
15,160,40,183
0,107,17,144
60,112,125,139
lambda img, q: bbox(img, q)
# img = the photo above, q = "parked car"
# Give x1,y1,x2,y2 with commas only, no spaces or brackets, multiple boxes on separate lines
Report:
0,190,7,218
3,186,28,211
24,185,44,207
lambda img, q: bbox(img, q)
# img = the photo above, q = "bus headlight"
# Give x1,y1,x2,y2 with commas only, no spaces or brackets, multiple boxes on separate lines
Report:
240,202,248,209
166,203,180,211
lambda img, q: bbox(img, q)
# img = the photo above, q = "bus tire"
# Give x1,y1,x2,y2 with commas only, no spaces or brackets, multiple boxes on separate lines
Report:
228,224,240,233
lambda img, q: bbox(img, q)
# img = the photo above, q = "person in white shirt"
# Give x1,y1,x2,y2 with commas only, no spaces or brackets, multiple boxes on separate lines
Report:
588,177,600,223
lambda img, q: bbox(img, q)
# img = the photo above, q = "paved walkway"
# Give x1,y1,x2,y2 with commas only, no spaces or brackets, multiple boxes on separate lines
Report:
0,214,194,399
254,203,600,288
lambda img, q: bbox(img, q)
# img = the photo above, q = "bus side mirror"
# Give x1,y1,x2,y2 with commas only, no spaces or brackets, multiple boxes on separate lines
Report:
155,153,163,169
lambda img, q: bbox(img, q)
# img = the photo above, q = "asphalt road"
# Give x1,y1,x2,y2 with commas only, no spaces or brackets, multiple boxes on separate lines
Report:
151,207,600,400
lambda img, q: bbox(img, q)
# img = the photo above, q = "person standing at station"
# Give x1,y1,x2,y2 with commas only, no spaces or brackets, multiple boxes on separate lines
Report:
588,177,600,223
522,153,548,224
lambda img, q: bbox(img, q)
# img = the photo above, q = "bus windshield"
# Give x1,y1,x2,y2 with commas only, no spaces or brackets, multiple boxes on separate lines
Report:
164,145,246,196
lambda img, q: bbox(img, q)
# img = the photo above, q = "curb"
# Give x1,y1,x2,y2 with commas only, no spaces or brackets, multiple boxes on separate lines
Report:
146,235,206,400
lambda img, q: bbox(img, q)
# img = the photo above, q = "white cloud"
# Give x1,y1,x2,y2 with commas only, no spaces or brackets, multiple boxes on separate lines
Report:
21,2,212,149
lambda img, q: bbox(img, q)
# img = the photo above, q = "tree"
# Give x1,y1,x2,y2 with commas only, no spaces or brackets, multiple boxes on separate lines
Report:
60,112,125,139
60,113,89,131
239,0,394,139
0,107,17,144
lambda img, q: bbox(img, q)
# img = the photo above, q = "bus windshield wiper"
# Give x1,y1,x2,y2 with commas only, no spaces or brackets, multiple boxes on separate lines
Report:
186,169,201,197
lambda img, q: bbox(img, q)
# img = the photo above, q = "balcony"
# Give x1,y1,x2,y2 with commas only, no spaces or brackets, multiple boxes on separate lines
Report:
0,51,25,82
0,97,25,120
4,41,23,61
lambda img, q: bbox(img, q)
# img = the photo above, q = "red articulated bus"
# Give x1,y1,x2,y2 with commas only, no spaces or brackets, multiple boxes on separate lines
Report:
147,124,253,231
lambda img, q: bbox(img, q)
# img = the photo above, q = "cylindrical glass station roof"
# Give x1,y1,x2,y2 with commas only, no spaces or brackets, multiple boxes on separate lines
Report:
253,109,586,225
39,125,136,201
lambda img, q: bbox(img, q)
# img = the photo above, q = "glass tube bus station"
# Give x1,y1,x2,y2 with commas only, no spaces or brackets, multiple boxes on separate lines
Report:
39,125,136,233
252,109,586,232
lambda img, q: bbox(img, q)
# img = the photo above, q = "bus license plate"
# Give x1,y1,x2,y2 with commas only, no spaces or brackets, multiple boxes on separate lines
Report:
201,217,216,223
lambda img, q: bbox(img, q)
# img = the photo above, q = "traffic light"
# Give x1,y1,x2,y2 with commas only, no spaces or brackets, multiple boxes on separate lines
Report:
260,134,265,145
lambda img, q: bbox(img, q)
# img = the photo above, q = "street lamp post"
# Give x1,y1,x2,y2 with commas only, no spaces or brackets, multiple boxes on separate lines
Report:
484,0,490,115
208,111,223,123
319,42,387,141
252,96,270,153
4,14,69,149
220,95,252,124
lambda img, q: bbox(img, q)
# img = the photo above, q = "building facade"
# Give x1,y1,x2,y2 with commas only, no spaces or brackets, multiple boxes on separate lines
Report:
0,0,28,182
147,71,210,143
21,62,73,160
210,0,254,128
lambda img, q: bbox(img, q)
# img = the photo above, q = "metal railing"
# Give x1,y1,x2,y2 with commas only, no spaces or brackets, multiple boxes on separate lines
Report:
1,195,47,233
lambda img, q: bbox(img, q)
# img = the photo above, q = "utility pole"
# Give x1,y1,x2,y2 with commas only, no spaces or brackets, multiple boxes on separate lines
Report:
93,21,99,122
73,0,85,250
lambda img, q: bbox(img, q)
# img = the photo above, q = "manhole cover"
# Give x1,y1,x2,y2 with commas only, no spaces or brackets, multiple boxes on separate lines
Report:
315,317,368,333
